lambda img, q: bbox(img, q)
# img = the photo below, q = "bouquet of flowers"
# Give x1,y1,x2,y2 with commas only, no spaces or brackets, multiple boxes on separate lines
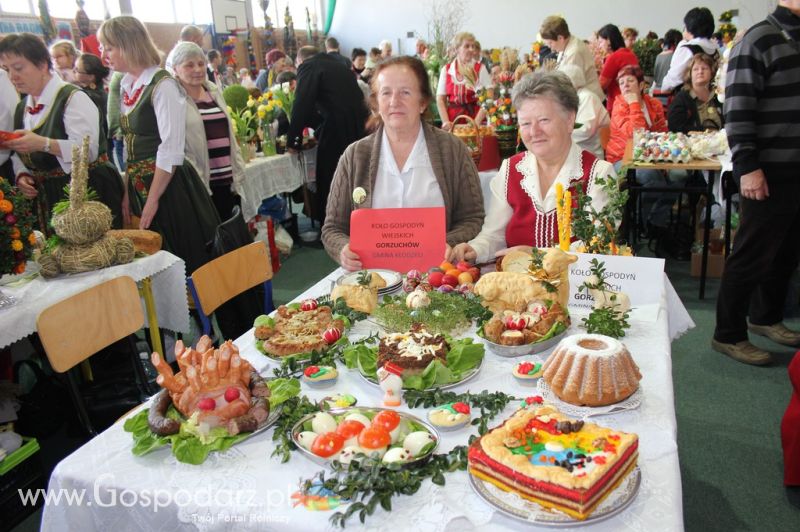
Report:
477,72,517,130
0,177,36,275
255,91,280,155
228,96,258,145
269,82,295,120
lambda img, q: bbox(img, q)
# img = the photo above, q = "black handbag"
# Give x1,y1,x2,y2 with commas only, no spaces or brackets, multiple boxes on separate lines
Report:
206,206,267,340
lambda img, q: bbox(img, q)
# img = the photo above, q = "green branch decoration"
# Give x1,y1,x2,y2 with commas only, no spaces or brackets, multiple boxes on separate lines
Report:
270,394,322,463
302,387,518,527
305,445,469,528
404,388,518,435
571,174,629,256
578,259,631,338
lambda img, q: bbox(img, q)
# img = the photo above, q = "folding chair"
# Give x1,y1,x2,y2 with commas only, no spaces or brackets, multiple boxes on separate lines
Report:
188,240,275,337
36,276,150,436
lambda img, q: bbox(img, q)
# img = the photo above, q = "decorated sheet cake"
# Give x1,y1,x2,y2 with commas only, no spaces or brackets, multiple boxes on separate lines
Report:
468,403,638,520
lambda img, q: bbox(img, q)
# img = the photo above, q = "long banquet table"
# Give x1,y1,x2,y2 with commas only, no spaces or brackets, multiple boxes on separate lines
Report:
41,267,691,531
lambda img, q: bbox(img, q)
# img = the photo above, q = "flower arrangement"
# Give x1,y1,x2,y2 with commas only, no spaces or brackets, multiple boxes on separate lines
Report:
228,96,258,144
632,38,661,78
718,11,737,43
269,82,295,120
587,35,607,74
0,177,36,275
254,91,279,155
477,72,517,130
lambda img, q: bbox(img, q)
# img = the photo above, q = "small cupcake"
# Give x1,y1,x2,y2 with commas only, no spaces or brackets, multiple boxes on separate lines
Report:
302,365,338,388
319,394,357,409
427,402,471,431
513,361,543,386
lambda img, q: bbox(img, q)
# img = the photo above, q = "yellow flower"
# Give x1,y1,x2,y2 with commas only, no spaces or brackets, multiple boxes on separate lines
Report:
28,232,36,245
266,102,274,112
243,110,252,119
11,239,23,251
226,106,233,114
274,100,283,108
246,98,255,107
265,91,273,99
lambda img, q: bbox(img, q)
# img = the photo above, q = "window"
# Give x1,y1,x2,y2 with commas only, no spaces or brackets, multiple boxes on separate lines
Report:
1,0,35,15
174,0,213,24
35,0,118,19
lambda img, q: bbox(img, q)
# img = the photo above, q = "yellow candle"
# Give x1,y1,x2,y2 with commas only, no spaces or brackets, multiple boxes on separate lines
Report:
562,190,571,250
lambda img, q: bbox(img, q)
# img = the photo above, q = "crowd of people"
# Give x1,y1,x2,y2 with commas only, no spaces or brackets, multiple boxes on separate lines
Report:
0,2,798,369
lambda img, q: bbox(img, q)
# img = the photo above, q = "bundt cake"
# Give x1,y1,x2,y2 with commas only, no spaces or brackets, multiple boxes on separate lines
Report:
542,334,641,407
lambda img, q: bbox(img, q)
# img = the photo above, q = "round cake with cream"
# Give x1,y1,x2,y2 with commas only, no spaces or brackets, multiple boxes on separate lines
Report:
542,334,641,407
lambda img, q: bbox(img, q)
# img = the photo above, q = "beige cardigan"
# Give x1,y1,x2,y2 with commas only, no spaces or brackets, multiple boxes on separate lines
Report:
182,80,246,197
321,121,485,263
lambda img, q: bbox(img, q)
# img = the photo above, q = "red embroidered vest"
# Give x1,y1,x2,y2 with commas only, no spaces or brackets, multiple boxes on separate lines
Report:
444,61,482,121
504,150,598,248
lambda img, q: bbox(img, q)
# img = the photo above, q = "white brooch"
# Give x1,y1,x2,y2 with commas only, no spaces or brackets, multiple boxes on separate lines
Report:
352,186,367,206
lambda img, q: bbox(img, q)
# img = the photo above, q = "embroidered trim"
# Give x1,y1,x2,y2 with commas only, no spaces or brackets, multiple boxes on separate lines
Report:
126,158,156,200
123,85,145,106
29,153,110,180
514,152,541,210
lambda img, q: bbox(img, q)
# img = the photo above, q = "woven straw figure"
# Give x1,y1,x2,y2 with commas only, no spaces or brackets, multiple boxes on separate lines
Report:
38,137,134,277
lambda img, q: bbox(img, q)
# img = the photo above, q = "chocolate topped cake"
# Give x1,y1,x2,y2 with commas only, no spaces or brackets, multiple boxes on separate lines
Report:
377,324,449,376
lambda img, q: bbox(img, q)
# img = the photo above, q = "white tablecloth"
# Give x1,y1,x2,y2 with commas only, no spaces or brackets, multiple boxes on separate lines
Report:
0,251,190,348
42,268,690,532
239,153,305,222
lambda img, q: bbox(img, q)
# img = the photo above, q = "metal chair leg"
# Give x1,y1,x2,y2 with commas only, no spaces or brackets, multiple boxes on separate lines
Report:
66,368,96,436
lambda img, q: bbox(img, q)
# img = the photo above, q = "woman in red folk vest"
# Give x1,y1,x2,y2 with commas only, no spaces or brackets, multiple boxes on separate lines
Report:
450,71,615,264
435,32,491,132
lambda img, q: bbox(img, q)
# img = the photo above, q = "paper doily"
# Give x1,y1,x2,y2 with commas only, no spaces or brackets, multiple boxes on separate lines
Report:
536,380,643,419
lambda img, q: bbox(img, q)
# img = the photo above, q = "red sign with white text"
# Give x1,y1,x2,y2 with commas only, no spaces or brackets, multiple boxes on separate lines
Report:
350,207,446,272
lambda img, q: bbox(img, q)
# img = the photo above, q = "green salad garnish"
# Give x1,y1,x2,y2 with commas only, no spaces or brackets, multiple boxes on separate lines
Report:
124,378,300,465
343,338,484,390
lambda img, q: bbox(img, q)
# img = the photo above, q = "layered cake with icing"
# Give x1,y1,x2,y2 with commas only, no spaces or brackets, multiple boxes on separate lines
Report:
542,334,641,407
468,404,638,520
377,325,449,376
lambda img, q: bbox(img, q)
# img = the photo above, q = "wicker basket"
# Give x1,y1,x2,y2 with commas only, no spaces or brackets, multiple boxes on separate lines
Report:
451,114,482,165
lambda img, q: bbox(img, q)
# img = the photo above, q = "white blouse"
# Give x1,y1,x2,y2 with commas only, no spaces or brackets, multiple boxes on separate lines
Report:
468,143,615,262
0,69,18,166
120,66,186,173
435,60,492,96
371,125,444,209
12,74,99,176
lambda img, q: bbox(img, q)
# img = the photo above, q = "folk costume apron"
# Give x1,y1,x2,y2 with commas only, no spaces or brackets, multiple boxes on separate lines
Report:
120,69,219,273
504,150,599,248
444,61,482,121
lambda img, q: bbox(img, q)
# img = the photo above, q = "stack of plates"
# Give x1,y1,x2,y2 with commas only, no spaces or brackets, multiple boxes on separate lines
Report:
335,269,402,295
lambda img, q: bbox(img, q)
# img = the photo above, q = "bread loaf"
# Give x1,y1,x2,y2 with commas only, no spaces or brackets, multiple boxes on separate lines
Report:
106,230,162,255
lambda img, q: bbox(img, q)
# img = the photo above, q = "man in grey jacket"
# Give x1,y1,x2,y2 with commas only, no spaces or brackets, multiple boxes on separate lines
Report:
712,0,800,365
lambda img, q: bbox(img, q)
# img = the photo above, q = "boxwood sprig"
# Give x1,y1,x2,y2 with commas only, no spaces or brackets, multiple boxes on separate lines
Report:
403,388,518,435
304,445,469,528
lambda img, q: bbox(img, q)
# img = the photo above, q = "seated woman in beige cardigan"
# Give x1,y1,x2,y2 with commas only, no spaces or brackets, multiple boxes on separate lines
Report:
321,56,485,271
